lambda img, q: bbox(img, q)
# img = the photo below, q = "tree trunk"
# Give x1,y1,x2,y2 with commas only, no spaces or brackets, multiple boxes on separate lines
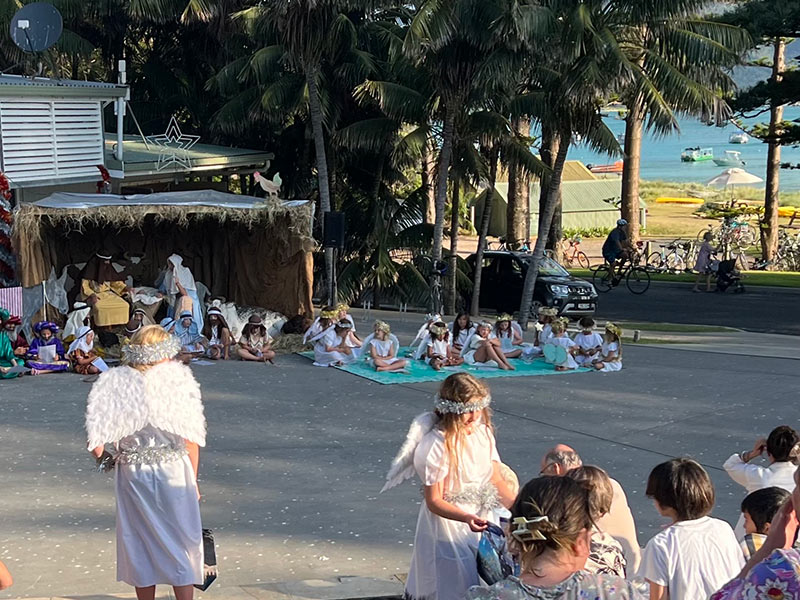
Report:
762,37,785,263
519,131,570,328
433,108,457,266
621,98,644,243
306,69,335,304
507,119,531,249
470,148,499,317
538,126,561,251
447,180,460,316
422,137,437,225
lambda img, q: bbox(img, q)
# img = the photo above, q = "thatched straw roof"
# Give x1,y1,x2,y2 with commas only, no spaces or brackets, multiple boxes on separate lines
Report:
13,191,314,250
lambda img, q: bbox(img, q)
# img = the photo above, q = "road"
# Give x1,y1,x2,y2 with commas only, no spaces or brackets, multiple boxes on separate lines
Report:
592,280,800,335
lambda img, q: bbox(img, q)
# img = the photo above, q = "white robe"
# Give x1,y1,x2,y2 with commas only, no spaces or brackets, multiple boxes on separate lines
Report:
313,329,356,366
597,341,622,372
85,361,206,588
406,423,501,600
573,331,604,366
547,335,579,370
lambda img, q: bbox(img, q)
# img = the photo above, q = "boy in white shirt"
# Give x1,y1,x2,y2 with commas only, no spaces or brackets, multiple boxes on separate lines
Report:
573,316,603,366
637,458,744,600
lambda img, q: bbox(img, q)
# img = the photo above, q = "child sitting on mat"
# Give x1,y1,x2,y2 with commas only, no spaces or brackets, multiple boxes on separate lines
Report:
593,323,623,372
493,313,523,359
546,319,579,371
462,321,514,371
368,321,407,373
425,323,463,371
573,317,603,366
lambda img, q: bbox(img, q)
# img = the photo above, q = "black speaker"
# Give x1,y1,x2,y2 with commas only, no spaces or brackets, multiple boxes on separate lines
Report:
323,211,345,248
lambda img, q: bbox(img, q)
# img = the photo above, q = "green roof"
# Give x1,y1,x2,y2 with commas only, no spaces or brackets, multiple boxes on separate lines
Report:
105,134,274,177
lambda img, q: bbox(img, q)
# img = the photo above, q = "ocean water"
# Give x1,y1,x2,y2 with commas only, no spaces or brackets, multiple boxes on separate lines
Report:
567,106,800,191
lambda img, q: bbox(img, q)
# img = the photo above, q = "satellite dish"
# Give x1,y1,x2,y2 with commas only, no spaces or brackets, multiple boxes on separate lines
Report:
10,3,63,53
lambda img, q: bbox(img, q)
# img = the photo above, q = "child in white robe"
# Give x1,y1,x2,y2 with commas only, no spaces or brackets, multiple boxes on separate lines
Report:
450,312,475,355
573,316,603,366
492,313,523,359
303,305,336,344
313,319,358,366
462,321,514,370
410,313,441,360
546,319,579,371
380,374,516,600
425,323,463,370
594,322,623,372
368,321,407,372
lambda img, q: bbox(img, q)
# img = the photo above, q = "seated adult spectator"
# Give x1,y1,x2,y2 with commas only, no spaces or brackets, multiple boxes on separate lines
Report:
638,458,743,600
723,425,799,538
566,465,627,578
540,444,641,572
711,467,800,600
466,476,643,600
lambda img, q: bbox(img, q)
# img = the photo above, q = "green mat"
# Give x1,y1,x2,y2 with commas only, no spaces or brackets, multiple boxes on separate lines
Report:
297,347,591,385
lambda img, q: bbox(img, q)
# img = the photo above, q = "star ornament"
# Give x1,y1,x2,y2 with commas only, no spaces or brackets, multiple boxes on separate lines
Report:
147,116,200,171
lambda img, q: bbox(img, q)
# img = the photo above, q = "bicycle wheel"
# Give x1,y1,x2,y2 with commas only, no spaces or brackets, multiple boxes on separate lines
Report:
592,265,614,293
646,252,663,270
626,266,651,294
576,251,590,269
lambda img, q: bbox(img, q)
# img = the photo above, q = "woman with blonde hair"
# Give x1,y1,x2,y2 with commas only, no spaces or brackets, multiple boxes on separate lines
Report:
467,476,643,600
381,373,516,600
86,324,206,600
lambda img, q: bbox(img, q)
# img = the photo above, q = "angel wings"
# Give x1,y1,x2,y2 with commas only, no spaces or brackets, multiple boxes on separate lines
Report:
380,412,439,493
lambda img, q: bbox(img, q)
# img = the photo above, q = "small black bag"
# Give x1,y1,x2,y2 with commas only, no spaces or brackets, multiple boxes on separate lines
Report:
194,529,217,591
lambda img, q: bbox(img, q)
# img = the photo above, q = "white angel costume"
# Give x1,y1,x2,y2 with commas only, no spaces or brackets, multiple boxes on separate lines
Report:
573,331,603,366
462,333,498,368
85,361,206,588
597,341,622,372
382,412,503,600
364,335,401,364
312,328,356,366
450,324,476,351
545,336,579,370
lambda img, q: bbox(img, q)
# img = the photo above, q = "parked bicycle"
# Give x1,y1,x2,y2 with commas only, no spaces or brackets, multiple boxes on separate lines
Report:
646,239,692,273
560,235,590,269
592,254,650,294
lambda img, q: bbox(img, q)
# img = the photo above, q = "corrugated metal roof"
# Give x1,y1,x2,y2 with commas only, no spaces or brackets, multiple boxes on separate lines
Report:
561,161,597,181
0,74,127,98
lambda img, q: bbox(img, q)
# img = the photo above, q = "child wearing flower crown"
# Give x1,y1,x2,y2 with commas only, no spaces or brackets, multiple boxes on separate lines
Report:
593,323,623,372
463,321,515,370
425,323,463,370
546,319,579,371
467,476,641,600
367,321,407,372
382,373,517,600
493,314,523,359
303,305,336,344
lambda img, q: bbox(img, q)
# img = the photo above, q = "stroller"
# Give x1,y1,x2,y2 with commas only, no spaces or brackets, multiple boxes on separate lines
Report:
713,259,745,293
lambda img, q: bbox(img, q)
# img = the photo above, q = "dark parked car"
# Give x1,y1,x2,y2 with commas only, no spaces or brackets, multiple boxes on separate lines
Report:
464,251,598,318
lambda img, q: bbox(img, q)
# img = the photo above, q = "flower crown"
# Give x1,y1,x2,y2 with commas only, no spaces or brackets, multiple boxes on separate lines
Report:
122,336,182,366
434,393,491,414
374,320,391,334
497,313,513,323
605,322,622,337
320,309,338,320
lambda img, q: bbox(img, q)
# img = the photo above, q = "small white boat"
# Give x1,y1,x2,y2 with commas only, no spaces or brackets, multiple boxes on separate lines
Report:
713,150,745,167
729,132,749,144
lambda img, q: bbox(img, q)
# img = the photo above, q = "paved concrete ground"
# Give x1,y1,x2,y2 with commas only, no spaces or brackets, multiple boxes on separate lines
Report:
1,321,799,599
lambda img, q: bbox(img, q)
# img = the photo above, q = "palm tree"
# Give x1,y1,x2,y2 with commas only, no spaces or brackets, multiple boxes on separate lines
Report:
613,3,750,241
515,0,621,328
232,0,374,304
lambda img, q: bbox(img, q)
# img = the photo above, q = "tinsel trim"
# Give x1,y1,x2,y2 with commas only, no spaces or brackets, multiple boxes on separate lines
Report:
117,445,187,465
444,483,501,513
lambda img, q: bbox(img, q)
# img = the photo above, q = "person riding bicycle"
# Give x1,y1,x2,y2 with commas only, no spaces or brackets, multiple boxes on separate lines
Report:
602,219,631,280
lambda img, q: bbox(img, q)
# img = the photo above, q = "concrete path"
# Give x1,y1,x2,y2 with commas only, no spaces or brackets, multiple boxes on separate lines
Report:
1,319,798,599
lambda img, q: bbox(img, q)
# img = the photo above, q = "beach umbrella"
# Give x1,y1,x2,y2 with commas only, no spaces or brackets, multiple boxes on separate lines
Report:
705,168,763,187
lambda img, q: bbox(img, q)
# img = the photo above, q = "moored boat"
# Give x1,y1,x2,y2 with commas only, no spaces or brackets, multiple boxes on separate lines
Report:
713,150,745,167
729,132,749,144
681,147,713,162
589,160,624,174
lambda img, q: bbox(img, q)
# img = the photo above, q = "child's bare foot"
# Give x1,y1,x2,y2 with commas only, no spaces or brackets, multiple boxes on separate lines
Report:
30,369,41,376
555,366,566,371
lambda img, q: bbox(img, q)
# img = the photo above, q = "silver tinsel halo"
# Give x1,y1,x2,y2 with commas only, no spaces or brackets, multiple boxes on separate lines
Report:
122,336,182,366
434,393,491,414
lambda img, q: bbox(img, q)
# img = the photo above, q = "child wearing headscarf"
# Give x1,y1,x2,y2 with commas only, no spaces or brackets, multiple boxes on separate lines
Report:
26,321,70,375
68,326,104,375
202,307,233,360
0,309,25,378
173,311,206,354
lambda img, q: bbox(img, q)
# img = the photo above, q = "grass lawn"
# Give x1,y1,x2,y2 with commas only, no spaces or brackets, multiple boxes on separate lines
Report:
618,322,735,333
569,268,800,288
